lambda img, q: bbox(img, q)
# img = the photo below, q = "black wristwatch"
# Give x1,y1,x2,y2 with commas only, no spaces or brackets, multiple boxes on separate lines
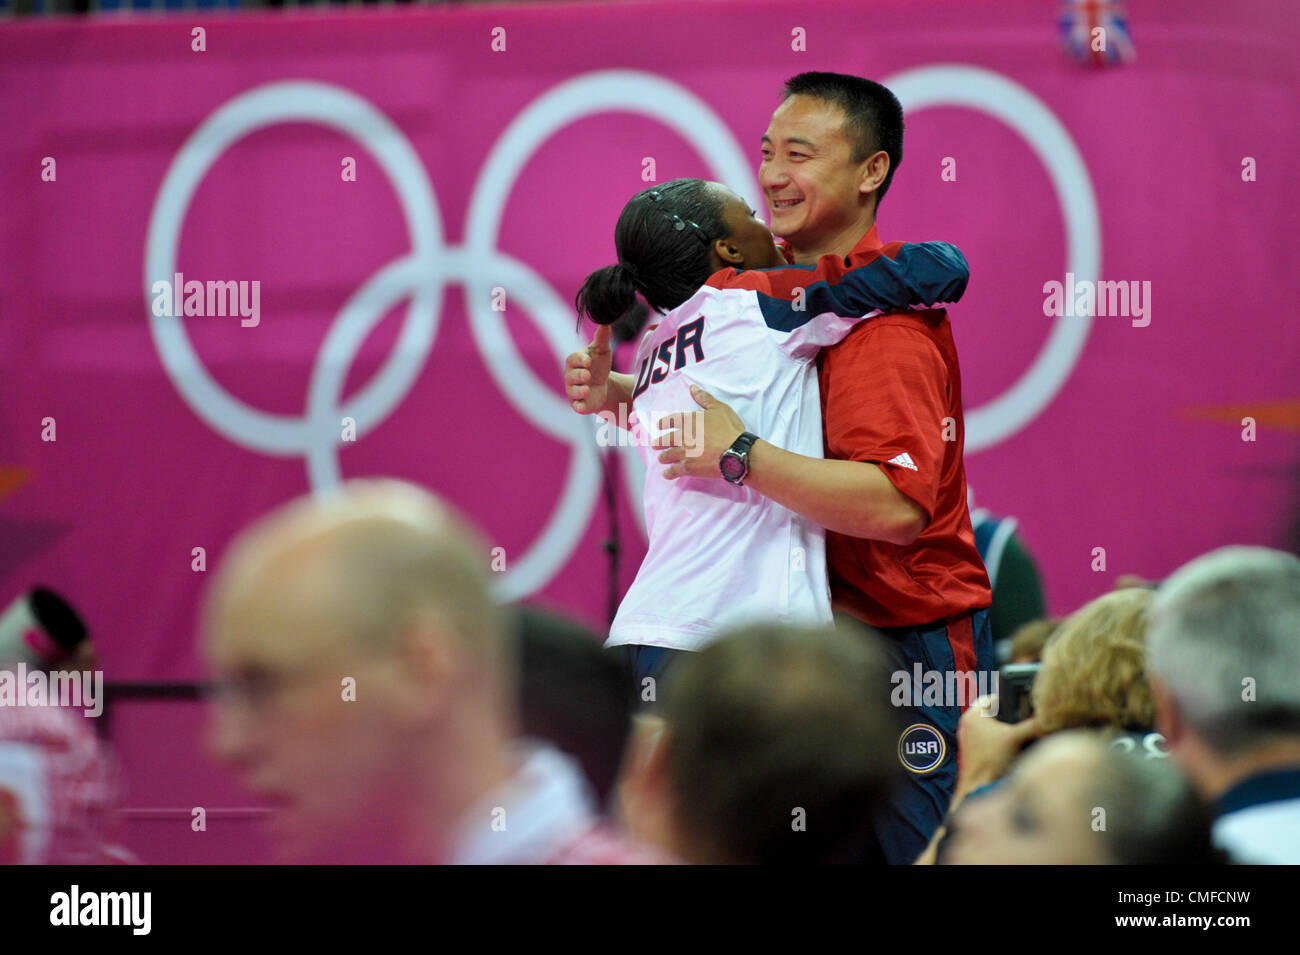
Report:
720,432,760,486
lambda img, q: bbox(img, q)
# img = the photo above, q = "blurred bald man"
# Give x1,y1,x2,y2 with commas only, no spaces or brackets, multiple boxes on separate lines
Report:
203,480,662,864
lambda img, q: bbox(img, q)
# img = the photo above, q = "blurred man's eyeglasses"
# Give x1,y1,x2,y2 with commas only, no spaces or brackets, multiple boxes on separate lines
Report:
209,666,328,711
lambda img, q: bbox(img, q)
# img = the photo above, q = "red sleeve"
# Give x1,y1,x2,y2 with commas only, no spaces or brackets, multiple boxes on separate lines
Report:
823,322,949,522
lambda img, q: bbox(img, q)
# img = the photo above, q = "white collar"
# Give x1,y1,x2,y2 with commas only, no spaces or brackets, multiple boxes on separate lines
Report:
447,741,598,865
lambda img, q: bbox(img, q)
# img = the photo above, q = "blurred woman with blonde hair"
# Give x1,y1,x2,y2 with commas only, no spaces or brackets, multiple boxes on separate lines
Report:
1032,587,1156,734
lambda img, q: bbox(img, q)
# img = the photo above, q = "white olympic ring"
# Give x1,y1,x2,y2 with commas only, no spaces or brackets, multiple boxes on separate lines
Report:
144,72,758,599
884,65,1101,452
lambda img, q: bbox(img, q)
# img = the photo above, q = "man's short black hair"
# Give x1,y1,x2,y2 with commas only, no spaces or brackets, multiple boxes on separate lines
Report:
781,71,905,210
661,621,903,864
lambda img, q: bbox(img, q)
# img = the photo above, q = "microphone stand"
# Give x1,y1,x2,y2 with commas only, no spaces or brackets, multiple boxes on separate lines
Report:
600,420,621,631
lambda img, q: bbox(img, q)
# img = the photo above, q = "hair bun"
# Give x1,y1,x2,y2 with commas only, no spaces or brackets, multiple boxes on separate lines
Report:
575,262,641,328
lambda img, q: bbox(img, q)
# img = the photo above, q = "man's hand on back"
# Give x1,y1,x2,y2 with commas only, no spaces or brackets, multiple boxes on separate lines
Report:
654,386,746,480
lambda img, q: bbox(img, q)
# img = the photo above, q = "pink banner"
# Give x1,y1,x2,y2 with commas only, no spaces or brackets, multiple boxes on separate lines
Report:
1,0,1297,861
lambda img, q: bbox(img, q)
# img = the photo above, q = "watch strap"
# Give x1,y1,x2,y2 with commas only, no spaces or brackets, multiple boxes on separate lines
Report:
720,431,760,485
728,431,760,456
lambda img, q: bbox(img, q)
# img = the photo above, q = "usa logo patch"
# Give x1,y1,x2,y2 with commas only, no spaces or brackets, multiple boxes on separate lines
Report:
898,723,946,774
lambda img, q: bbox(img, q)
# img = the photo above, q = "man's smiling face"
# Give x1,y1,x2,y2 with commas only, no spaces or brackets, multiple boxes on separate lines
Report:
760,94,872,251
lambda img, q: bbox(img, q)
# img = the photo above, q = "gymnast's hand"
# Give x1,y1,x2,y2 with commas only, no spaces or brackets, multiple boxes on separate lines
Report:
564,324,613,415
654,385,745,480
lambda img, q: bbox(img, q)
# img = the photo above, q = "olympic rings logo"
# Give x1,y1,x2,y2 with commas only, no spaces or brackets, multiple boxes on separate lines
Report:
144,72,758,600
144,67,1098,598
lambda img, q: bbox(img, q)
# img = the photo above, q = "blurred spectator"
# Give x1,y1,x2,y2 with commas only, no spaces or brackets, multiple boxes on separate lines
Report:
618,621,902,864
1006,617,1060,664
0,680,134,864
0,586,93,671
203,479,662,864
938,730,1223,865
1032,587,1155,734
968,491,1047,655
1147,546,1300,864
0,591,128,864
516,605,634,812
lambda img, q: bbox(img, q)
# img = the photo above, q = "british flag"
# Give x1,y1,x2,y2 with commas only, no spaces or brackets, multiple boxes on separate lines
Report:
1059,0,1136,67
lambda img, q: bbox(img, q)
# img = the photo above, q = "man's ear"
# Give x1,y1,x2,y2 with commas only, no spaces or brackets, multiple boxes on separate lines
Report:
615,716,675,847
858,149,890,198
622,715,669,795
1150,677,1183,747
391,615,459,722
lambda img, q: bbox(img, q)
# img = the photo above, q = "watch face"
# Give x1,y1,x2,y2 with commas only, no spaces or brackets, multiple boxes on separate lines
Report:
720,452,745,480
